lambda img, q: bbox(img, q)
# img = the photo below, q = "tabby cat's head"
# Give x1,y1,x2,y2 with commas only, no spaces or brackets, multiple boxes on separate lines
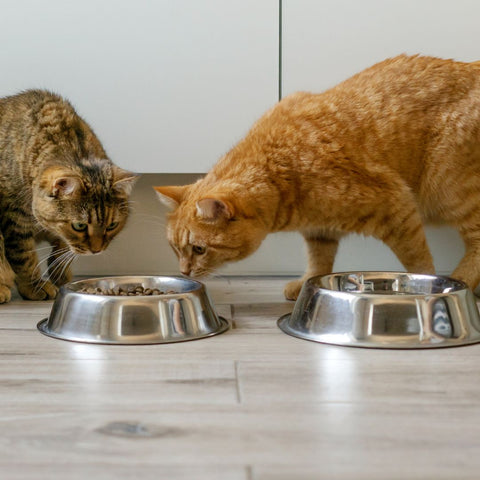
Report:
155,184,267,276
33,159,137,254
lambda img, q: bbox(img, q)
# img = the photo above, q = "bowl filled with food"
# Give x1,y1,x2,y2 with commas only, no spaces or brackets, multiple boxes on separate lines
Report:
37,276,229,344
278,272,480,349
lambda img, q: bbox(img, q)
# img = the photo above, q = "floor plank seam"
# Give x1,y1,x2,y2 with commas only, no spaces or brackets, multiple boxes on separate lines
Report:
0,328,35,332
234,360,242,404
230,304,236,329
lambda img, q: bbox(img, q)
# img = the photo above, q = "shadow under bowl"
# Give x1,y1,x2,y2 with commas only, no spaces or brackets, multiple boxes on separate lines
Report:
37,276,229,345
278,272,480,349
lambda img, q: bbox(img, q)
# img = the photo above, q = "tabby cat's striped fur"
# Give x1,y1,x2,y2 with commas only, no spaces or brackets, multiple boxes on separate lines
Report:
0,90,136,303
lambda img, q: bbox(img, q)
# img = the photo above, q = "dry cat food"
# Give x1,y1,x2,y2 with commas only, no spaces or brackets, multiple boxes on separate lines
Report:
78,285,176,296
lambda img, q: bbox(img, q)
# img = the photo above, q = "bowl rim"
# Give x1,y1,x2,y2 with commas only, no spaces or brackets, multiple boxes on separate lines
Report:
63,275,204,298
304,271,470,298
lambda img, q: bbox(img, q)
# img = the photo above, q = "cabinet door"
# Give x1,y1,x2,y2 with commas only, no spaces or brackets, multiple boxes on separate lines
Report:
0,0,279,173
281,0,476,275
282,0,480,95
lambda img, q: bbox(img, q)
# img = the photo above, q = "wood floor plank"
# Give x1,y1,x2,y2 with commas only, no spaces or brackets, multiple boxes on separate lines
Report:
1,463,248,480
1,276,480,479
0,358,238,408
0,404,479,476
237,353,480,406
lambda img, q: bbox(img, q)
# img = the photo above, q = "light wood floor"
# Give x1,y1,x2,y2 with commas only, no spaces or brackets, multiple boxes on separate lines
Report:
1,276,480,479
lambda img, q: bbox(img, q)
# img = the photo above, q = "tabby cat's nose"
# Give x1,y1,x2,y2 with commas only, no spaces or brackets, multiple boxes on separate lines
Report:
181,269,191,276
89,242,103,254
89,236,104,254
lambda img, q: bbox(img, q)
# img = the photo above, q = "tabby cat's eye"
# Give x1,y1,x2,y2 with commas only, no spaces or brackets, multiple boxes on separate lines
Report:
71,222,88,232
106,221,119,231
192,245,206,255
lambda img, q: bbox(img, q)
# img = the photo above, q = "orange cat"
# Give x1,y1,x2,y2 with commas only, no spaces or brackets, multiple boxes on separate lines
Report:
156,54,480,300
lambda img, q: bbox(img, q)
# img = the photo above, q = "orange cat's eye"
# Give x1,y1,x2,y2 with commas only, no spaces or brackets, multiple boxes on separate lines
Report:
192,245,206,255
71,222,87,232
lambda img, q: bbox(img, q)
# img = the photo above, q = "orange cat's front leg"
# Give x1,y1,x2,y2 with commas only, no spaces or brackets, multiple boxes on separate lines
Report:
284,232,341,300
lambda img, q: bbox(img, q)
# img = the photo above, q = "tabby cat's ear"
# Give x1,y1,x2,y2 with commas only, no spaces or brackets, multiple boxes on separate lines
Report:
196,198,234,221
154,186,187,210
112,166,139,196
41,167,84,198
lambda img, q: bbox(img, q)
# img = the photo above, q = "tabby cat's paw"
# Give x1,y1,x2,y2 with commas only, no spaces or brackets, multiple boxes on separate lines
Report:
284,279,305,301
16,279,59,301
0,284,12,304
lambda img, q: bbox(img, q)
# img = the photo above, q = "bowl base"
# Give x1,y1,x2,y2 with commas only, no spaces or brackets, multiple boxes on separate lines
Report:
278,314,480,349
37,317,230,345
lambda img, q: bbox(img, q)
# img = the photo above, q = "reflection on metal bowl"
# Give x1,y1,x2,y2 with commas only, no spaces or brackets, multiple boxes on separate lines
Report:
278,272,480,349
37,276,229,345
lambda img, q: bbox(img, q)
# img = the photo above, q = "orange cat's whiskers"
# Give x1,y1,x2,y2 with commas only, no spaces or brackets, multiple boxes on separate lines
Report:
204,271,228,281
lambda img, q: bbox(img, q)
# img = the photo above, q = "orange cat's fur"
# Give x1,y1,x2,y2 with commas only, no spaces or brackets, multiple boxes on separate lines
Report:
156,54,480,300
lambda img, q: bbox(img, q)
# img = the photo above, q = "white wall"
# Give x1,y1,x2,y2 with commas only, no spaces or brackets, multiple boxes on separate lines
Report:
282,0,480,96
0,0,278,173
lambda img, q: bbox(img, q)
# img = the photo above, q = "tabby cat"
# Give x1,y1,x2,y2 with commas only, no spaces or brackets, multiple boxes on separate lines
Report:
0,89,137,303
155,54,480,300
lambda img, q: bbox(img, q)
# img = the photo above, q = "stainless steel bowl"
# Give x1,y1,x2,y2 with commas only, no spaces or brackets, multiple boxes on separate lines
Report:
37,276,229,344
278,272,480,348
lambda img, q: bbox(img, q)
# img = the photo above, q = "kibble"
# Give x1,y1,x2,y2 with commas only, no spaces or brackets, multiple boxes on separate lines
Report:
78,285,175,296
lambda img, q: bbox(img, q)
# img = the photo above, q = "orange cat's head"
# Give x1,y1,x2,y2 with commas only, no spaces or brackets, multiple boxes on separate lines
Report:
154,184,268,277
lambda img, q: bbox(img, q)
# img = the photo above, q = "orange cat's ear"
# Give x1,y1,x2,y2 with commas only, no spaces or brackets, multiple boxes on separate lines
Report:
41,167,84,198
154,185,187,210
196,198,234,221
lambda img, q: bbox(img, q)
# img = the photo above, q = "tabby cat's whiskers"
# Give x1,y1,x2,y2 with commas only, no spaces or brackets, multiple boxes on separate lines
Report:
32,246,71,279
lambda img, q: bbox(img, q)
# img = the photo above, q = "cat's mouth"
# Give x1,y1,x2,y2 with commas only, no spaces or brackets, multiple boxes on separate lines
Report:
184,269,210,279
70,246,103,256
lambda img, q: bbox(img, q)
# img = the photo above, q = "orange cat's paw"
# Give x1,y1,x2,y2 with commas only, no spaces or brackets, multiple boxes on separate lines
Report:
0,284,12,304
284,279,305,301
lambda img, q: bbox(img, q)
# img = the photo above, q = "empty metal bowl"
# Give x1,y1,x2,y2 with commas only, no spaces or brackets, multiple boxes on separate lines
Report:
37,276,229,344
278,272,480,348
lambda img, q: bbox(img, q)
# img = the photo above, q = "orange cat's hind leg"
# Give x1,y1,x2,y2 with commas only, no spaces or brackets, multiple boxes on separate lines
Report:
284,233,340,301
373,203,435,276
338,166,436,280
451,229,480,290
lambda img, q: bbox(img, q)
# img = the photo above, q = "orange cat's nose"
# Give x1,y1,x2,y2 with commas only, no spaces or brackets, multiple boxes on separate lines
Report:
180,259,192,276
